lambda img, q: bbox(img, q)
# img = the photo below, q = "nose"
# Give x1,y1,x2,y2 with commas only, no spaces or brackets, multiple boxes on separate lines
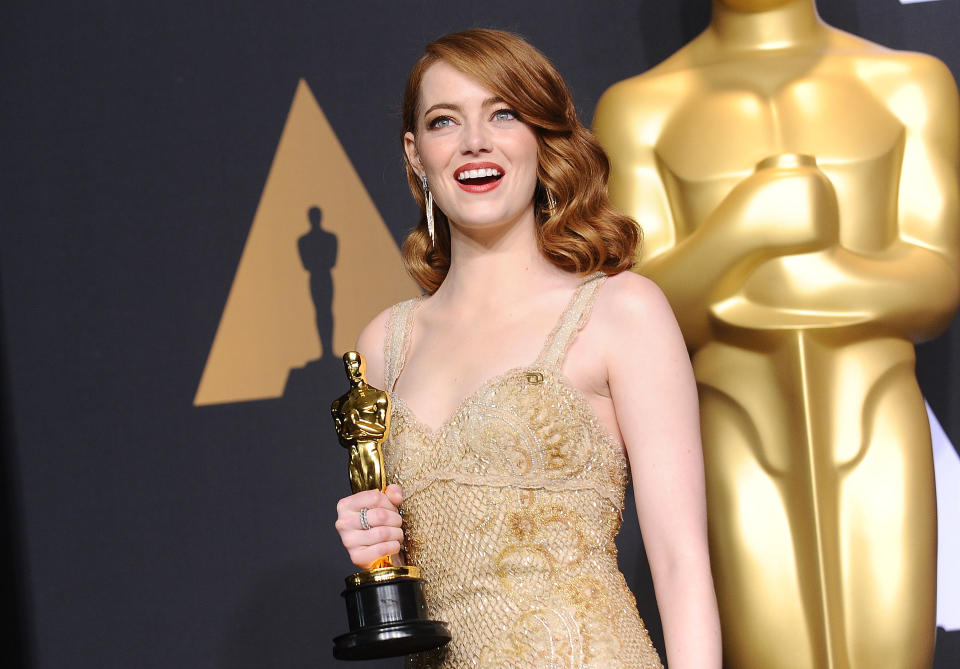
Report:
460,118,492,155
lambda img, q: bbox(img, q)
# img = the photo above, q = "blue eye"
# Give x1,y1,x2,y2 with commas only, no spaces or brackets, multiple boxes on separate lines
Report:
428,115,454,129
492,109,517,121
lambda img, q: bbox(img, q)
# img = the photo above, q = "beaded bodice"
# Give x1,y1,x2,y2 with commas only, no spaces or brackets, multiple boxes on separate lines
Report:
382,273,663,668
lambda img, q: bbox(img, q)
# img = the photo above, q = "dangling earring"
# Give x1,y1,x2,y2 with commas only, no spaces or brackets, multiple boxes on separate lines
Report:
540,182,558,215
546,188,558,213
421,174,435,245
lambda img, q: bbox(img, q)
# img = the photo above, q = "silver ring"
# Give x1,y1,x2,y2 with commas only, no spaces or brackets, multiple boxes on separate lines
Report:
359,507,371,531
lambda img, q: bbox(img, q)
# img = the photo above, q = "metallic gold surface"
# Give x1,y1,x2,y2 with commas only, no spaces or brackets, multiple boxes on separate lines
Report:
345,565,421,587
332,351,394,571
594,1,960,667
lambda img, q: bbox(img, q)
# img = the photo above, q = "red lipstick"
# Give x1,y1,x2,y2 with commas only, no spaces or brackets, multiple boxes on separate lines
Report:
453,161,505,193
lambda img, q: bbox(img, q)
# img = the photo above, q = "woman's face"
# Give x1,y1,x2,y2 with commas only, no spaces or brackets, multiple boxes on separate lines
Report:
404,61,539,234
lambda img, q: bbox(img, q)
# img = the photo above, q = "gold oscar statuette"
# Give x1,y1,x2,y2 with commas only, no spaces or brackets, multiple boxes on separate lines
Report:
593,1,959,667
330,351,451,660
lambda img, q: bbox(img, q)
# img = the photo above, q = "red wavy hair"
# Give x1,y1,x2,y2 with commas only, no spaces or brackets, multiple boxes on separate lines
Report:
400,29,640,293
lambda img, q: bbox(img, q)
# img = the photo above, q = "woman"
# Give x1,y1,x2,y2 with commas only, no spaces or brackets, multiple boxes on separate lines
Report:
335,29,720,668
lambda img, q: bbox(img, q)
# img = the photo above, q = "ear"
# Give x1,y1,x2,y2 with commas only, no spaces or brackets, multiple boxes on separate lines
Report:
403,131,422,177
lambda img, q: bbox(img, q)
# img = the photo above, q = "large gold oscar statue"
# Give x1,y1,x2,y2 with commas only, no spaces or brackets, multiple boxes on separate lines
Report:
593,1,960,667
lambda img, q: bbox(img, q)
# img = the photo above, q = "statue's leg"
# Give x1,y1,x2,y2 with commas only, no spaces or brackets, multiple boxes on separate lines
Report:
697,336,936,669
698,341,818,669
349,446,363,494
834,346,936,668
360,443,386,492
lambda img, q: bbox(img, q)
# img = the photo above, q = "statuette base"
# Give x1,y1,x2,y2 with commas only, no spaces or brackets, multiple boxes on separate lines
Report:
333,575,451,660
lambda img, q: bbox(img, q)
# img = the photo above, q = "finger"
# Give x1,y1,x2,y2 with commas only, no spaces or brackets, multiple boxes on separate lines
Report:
336,489,394,515
360,506,402,528
340,489,388,512
335,507,401,534
336,512,389,533
384,484,404,506
365,490,401,511
341,526,404,550
350,541,403,569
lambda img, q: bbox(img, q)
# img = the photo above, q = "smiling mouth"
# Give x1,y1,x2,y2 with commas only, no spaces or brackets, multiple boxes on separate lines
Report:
456,167,503,186
454,164,505,192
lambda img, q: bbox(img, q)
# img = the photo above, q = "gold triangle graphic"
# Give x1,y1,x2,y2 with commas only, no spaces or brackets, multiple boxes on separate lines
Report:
194,79,419,406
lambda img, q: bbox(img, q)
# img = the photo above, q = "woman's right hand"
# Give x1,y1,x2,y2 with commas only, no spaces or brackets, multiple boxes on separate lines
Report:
335,484,405,569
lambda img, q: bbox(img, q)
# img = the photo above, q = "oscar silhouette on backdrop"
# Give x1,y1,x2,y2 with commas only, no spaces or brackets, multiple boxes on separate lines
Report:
300,206,338,358
284,207,340,398
594,1,960,667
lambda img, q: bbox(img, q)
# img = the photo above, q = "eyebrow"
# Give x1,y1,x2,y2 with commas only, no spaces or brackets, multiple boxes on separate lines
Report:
422,96,507,118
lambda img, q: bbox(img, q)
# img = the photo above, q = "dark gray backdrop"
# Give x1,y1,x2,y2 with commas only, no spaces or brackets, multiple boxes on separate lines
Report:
2,1,958,667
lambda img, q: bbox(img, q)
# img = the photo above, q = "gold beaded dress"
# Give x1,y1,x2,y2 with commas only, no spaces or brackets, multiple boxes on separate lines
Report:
381,273,663,668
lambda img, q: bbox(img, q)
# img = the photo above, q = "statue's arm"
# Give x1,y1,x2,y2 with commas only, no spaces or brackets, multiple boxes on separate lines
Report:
593,80,677,261
374,395,389,429
593,81,722,344
732,54,960,341
884,54,960,338
331,399,345,445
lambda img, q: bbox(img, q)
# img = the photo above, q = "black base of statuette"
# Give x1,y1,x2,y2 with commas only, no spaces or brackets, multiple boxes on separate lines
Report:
333,575,451,661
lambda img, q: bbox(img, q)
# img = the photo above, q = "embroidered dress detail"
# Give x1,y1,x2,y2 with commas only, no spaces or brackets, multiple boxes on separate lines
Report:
382,273,663,668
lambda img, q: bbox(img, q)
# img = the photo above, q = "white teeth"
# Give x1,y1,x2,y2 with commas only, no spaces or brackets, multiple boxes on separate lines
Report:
457,167,502,181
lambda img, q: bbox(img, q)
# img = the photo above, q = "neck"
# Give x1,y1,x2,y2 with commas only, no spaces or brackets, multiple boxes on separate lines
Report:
434,207,566,308
711,0,825,51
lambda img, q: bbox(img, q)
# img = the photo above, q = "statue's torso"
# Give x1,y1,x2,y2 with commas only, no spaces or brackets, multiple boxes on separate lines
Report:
334,385,389,444
648,49,929,456
655,51,905,253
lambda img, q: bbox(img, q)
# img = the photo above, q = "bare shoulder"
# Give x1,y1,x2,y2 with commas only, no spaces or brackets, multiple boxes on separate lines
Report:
580,272,686,368
588,272,693,394
593,271,679,334
354,305,394,389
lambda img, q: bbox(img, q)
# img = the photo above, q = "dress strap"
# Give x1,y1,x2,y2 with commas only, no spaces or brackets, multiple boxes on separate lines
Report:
537,272,608,371
383,297,423,391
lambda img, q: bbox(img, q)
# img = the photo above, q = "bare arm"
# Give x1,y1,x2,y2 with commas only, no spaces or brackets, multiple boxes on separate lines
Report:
601,273,721,668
